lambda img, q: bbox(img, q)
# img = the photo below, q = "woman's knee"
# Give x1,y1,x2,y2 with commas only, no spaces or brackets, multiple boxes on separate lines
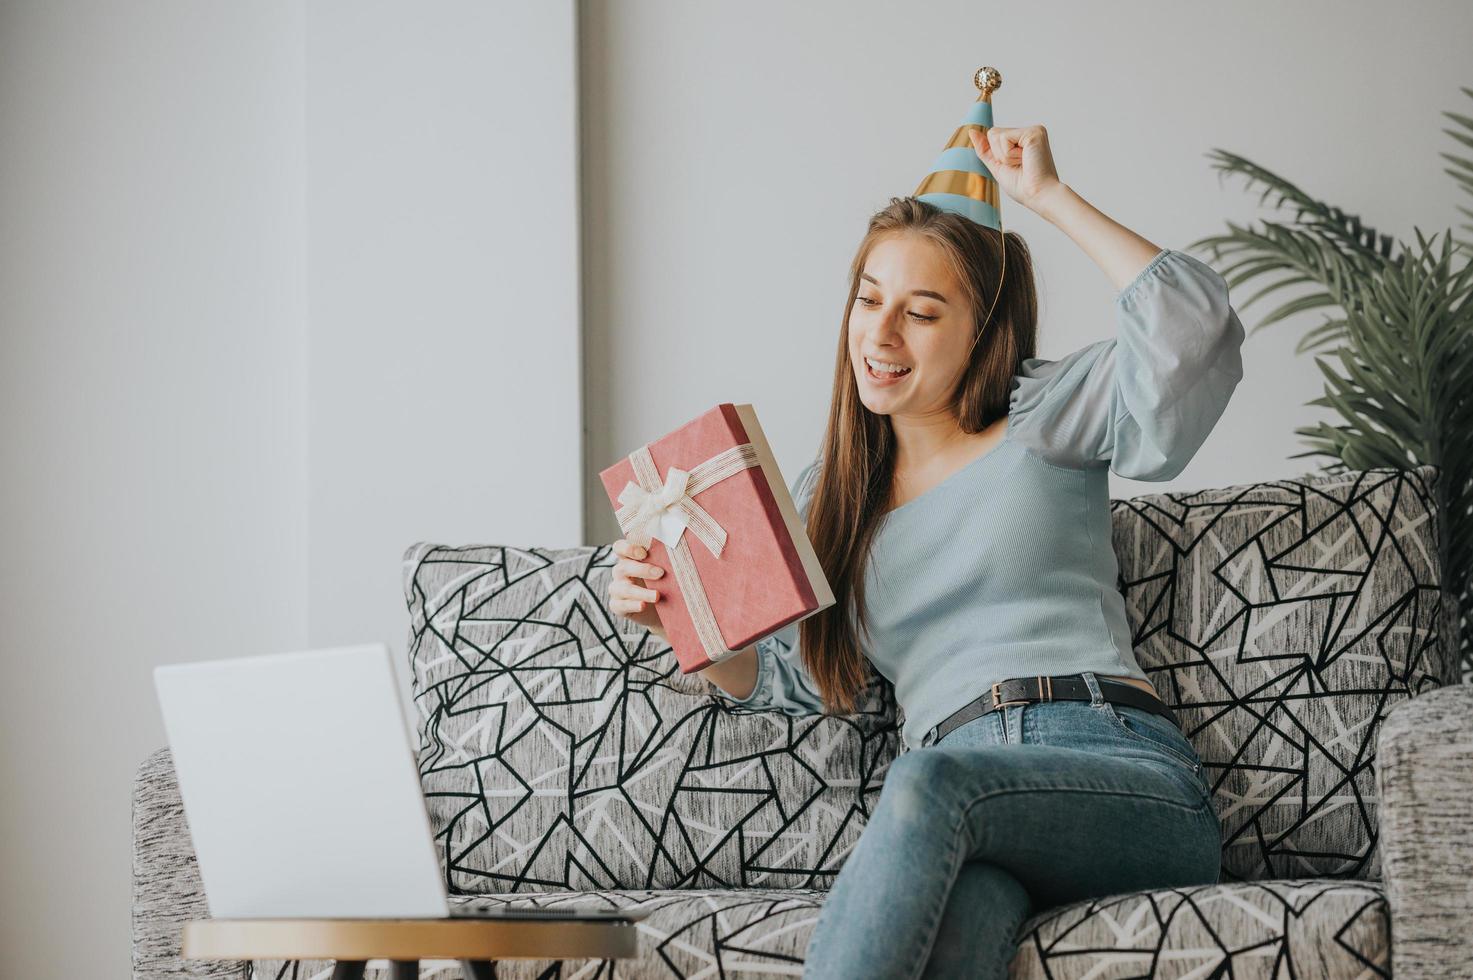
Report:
951,858,1030,911
877,748,976,830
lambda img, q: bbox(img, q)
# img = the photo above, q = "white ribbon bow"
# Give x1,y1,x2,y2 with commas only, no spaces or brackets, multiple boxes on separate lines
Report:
617,465,695,550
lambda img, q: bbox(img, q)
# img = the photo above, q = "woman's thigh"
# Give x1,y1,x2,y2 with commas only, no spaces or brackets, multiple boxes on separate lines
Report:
888,698,1220,909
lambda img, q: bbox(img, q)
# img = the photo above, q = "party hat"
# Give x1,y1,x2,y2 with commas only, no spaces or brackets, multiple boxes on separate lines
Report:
913,66,1007,343
914,66,1003,231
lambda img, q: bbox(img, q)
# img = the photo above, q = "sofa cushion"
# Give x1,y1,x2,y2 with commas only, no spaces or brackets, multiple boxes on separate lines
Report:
1105,464,1452,884
401,543,900,895
1009,876,1389,979
404,463,1449,896
248,877,1387,979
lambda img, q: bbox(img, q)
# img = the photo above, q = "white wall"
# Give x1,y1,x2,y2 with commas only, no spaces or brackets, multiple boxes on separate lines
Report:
0,1,579,977
0,3,308,977
581,0,1473,547
303,0,581,692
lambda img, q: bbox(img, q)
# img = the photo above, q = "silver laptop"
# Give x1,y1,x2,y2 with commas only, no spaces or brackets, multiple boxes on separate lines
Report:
153,642,647,922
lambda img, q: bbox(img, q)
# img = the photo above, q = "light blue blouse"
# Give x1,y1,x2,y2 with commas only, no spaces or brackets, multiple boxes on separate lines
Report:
708,247,1246,749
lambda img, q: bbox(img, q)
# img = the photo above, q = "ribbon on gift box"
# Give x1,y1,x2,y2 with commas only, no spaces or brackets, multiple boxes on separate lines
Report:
615,441,761,663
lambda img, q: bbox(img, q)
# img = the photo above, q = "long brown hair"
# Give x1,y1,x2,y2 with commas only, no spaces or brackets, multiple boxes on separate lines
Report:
799,196,1039,713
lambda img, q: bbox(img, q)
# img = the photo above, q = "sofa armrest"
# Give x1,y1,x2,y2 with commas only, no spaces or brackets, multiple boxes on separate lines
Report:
131,746,245,980
1375,684,1473,980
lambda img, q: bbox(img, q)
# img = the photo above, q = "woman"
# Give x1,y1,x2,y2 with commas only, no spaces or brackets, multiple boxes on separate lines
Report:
609,122,1240,979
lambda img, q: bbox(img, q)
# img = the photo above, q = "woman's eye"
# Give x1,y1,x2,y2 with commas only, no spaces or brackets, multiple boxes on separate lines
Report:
856,296,937,321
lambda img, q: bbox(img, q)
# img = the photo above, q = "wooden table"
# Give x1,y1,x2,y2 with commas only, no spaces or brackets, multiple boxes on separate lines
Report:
182,916,642,979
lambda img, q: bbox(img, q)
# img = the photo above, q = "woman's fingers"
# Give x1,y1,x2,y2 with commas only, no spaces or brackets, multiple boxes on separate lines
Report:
967,124,1061,212
613,538,646,560
609,539,666,634
610,590,652,614
969,126,1020,176
618,558,664,580
609,555,660,601
614,579,660,603
968,127,994,164
612,539,664,582
989,127,1023,166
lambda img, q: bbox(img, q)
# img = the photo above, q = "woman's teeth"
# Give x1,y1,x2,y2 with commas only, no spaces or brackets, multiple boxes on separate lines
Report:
866,357,912,381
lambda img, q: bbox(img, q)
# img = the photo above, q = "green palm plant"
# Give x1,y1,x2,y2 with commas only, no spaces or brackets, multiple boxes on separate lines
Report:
1187,85,1473,683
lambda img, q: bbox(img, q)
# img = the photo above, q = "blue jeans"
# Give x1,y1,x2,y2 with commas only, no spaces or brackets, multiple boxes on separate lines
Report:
802,671,1221,980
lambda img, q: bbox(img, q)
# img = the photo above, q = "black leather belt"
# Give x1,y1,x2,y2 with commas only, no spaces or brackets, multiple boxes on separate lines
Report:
920,674,1178,747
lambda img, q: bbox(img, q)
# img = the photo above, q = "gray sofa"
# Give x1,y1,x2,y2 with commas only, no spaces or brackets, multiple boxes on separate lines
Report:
133,463,1472,979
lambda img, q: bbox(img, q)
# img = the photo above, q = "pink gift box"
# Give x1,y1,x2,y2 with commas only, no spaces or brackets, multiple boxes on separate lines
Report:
599,403,835,674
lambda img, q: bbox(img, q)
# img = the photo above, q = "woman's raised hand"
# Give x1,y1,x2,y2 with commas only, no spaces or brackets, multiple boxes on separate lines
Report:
608,537,668,639
967,124,1063,214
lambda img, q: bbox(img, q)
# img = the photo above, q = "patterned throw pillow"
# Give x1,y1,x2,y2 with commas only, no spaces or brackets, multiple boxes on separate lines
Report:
1107,464,1452,883
401,543,900,894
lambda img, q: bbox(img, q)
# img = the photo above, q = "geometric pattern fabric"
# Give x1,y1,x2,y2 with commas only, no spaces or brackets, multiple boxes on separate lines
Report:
1105,464,1451,883
223,463,1449,979
246,876,1390,979
403,540,900,894
401,464,1449,895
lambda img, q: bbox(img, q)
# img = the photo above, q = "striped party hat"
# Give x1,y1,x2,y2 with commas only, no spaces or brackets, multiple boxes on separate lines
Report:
914,66,1007,344
914,67,1003,231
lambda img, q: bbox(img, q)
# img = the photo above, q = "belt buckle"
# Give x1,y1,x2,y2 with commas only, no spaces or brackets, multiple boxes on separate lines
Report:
990,677,1048,711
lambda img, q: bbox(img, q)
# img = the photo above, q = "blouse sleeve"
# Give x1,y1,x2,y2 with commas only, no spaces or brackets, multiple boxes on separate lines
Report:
1006,248,1246,481
706,455,828,715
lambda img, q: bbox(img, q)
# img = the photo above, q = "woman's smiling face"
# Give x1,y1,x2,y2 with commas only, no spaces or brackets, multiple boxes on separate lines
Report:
849,232,976,417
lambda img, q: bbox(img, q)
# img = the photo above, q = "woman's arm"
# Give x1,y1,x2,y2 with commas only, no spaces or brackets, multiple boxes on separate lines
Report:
705,625,827,715
974,124,1245,482
1034,181,1166,292
968,124,1164,291
702,643,761,700
1003,248,1245,480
